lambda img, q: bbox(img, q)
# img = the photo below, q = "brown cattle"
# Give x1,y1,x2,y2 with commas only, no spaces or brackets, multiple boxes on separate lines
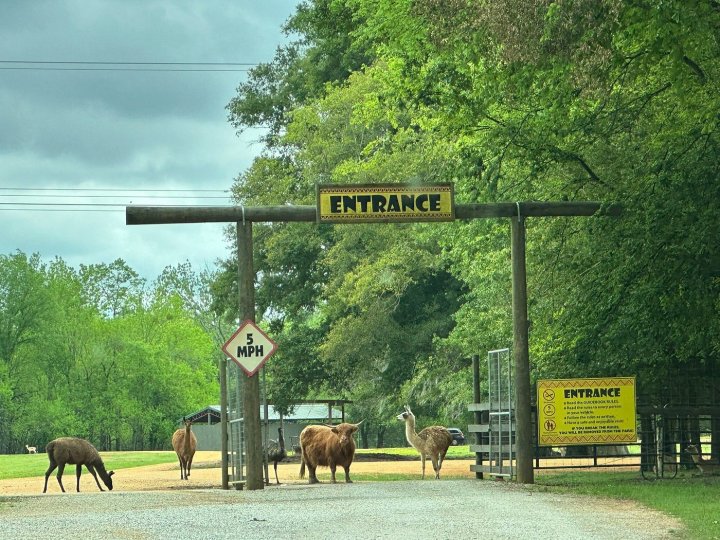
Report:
299,422,362,484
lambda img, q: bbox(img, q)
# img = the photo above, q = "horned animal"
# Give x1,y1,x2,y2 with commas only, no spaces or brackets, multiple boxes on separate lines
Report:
26,444,37,454
686,445,720,475
172,417,197,480
396,405,452,479
299,422,362,484
265,426,287,484
42,437,114,493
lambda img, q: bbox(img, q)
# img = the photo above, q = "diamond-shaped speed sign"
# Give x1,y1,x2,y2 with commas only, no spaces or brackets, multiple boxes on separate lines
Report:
222,319,278,376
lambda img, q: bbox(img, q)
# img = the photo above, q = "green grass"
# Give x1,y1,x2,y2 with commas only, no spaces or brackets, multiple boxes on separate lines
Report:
0,451,178,480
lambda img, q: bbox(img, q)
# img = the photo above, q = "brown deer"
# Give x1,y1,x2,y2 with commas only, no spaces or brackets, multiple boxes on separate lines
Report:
172,417,197,480
686,445,720,475
43,437,114,493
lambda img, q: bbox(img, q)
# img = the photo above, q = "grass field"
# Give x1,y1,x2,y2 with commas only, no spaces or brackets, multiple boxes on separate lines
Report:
0,451,179,480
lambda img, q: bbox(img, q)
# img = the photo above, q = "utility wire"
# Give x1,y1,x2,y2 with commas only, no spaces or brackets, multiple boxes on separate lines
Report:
0,187,229,192
0,60,263,72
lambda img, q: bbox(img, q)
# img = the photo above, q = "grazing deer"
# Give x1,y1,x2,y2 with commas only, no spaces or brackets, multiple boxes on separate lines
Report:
43,437,114,493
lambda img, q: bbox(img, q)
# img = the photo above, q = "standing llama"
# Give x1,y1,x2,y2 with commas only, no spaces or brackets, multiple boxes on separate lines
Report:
396,405,452,479
172,417,197,480
265,426,287,484
43,437,114,493
25,444,37,454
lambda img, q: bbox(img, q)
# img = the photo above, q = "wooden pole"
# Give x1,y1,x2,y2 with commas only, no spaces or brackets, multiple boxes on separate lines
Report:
237,221,264,490
511,214,534,484
220,356,229,489
472,354,483,479
126,201,619,225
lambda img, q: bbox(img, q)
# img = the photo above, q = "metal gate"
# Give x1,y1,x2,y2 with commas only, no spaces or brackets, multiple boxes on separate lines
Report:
487,348,514,478
227,362,245,486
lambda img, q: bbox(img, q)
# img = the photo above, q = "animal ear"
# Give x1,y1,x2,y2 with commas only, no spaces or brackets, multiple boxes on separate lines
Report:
109,471,115,477
331,426,339,433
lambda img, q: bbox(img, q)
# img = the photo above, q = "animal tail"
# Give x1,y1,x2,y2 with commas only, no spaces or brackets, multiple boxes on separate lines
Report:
45,440,55,455
299,458,306,479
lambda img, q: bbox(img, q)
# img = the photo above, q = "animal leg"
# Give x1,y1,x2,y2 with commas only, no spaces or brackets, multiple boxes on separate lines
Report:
431,455,440,479
343,465,352,483
76,464,83,492
274,462,280,484
86,464,104,491
308,464,319,484
330,463,337,483
56,463,67,493
178,456,186,480
43,462,57,493
187,456,193,478
421,455,426,479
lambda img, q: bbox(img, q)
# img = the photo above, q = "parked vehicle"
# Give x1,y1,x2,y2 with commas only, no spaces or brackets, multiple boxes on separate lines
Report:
447,428,466,445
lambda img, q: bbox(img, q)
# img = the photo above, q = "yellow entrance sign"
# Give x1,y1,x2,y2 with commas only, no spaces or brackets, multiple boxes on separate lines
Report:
317,183,455,223
537,377,636,446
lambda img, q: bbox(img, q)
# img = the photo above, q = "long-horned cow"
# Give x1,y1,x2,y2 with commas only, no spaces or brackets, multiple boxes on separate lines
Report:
299,422,362,484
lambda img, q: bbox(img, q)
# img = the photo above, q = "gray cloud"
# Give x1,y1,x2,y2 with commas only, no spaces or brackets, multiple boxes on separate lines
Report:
0,0,297,280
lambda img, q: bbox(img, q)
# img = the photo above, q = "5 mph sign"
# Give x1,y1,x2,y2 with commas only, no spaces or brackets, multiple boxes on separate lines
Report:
222,319,278,376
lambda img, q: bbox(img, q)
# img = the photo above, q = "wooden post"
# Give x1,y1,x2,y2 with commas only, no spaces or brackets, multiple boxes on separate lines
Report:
237,221,264,490
220,356,229,489
472,354,483,479
511,213,534,484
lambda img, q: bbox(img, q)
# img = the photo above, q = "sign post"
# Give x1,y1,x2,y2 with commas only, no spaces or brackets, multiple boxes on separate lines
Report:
222,320,278,376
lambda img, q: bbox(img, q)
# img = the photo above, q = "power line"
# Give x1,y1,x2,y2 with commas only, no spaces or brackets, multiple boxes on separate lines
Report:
0,202,230,207
0,60,264,72
2,194,230,200
0,60,259,65
0,67,251,72
0,187,229,192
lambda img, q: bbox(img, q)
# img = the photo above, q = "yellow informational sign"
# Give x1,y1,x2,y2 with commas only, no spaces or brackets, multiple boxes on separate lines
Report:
537,377,636,446
317,183,455,223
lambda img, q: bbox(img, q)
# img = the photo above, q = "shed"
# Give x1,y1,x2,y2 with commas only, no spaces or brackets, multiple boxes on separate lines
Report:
181,401,350,451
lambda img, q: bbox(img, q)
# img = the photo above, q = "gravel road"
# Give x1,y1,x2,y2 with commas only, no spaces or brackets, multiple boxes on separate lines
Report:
0,479,684,539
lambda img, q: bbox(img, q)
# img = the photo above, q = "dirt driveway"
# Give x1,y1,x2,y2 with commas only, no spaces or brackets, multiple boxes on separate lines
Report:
1,451,478,494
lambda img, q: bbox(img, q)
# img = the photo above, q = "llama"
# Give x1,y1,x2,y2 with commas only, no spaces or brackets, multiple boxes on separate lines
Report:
43,437,114,493
25,444,37,454
172,417,197,480
396,405,452,479
686,445,720,475
265,426,287,484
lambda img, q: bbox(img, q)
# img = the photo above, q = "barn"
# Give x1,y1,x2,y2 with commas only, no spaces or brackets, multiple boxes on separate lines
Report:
182,402,349,451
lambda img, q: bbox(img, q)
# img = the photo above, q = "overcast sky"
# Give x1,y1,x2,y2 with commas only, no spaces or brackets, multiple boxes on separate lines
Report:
0,0,298,281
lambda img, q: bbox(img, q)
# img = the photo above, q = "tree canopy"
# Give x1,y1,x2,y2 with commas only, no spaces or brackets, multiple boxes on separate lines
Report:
221,0,720,440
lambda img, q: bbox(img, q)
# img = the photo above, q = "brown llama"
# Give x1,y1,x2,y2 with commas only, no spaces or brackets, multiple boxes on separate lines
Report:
43,437,114,493
172,417,197,480
396,405,452,479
